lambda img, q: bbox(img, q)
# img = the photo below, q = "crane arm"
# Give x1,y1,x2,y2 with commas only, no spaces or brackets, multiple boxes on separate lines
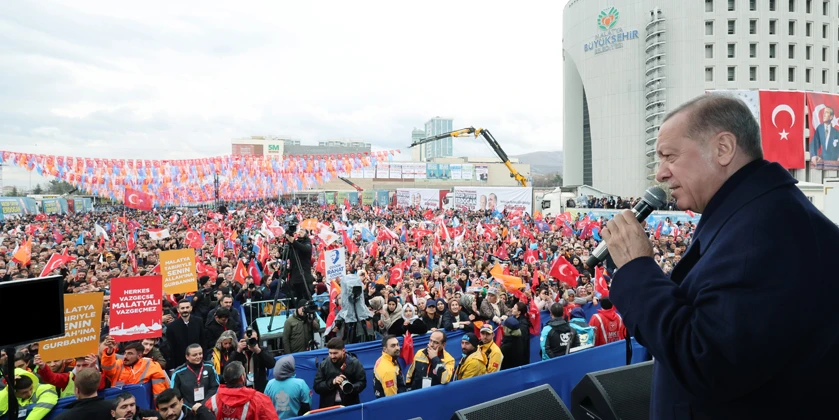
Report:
409,127,528,187
338,177,364,192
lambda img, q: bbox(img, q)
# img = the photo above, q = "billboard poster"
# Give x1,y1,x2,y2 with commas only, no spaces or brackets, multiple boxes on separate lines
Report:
160,249,198,295
402,163,415,179
396,188,441,209
325,192,335,205
109,276,163,342
350,168,363,178
453,187,533,214
325,248,346,284
42,199,63,215
361,191,375,205
363,167,376,178
450,164,462,180
426,164,451,180
475,165,489,182
348,191,359,205
377,163,391,179
389,163,402,179
413,163,427,179
336,191,349,205
462,164,474,180
375,190,389,207
39,292,103,361
806,92,839,170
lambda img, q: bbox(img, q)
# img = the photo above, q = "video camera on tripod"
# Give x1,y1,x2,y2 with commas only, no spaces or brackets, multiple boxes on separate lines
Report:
285,215,298,237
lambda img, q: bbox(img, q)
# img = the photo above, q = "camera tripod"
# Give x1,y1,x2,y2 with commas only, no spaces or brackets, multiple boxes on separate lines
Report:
265,235,322,350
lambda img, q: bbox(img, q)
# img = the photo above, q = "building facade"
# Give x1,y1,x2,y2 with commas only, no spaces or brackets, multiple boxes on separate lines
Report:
231,136,295,157
424,117,454,160
563,0,839,197
232,137,370,157
411,128,426,161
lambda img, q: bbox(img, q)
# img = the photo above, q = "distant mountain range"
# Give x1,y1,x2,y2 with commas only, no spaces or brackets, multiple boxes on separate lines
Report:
512,151,563,175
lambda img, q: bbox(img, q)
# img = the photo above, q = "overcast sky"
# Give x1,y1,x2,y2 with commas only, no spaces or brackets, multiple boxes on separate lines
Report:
0,0,565,189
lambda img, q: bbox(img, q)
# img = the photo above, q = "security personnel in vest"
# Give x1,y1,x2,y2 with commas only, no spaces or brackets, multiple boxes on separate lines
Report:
373,335,406,398
170,344,220,406
406,330,455,390
0,368,58,419
32,353,106,398
100,338,170,398
478,324,504,374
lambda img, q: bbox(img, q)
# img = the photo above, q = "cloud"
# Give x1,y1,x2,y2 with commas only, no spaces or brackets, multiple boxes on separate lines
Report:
0,0,565,188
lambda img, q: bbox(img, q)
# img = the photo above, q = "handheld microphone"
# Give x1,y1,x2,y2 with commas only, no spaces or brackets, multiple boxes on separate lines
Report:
586,186,667,268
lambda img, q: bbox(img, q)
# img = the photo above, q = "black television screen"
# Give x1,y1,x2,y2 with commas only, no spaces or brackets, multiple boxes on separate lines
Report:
0,276,65,348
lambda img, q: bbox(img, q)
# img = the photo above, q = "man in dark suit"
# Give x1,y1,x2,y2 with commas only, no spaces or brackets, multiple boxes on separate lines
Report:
286,229,314,308
809,106,839,163
167,299,206,368
601,95,839,419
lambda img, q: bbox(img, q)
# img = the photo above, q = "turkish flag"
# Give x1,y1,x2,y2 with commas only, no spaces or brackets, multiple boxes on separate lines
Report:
186,229,204,249
549,256,579,287
39,253,75,277
523,249,539,265
759,90,805,169
528,299,541,336
213,240,224,259
390,261,406,286
233,260,248,284
124,187,155,211
805,92,839,162
400,331,415,366
594,265,610,297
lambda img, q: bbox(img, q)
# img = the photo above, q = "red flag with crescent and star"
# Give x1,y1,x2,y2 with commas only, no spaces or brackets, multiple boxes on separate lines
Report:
759,90,805,169
549,255,579,287
124,187,155,211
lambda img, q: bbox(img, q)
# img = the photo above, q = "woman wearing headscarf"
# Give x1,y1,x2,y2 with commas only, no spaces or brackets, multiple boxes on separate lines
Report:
386,303,429,336
380,296,403,332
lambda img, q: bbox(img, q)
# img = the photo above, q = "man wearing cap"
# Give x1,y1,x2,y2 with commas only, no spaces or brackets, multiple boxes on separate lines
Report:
479,287,510,326
283,299,320,354
455,333,486,381
478,324,504,374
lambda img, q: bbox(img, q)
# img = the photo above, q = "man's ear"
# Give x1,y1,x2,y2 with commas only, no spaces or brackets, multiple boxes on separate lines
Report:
714,131,738,166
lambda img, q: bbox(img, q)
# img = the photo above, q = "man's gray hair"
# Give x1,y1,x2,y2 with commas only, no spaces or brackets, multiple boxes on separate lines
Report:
223,361,246,385
663,94,763,160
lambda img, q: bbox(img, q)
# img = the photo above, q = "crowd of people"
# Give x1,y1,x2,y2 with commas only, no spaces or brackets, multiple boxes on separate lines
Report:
0,198,694,419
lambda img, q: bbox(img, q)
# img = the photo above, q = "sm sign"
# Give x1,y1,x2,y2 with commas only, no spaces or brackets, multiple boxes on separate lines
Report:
268,144,281,154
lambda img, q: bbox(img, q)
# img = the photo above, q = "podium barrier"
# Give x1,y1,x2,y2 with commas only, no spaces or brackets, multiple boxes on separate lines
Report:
46,383,152,420
303,339,650,420
266,310,555,408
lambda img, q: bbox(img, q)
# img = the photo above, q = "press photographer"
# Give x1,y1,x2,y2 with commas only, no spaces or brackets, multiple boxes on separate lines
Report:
235,327,275,393
283,298,321,354
284,216,314,307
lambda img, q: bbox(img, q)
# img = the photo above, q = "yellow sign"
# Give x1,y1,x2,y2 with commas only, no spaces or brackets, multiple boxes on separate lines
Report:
160,248,198,294
40,292,103,361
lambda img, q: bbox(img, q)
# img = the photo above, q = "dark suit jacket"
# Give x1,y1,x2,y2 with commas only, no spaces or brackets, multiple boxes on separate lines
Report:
612,160,839,419
809,123,839,161
166,315,206,368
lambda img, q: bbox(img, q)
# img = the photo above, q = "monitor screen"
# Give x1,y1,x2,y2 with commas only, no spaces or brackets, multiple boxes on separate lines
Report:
0,276,65,348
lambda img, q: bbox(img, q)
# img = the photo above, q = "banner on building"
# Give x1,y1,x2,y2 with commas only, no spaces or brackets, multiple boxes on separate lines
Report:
389,163,403,179
475,165,489,182
109,276,163,342
453,187,533,214
160,249,198,295
39,292,104,361
806,92,839,170
462,164,474,180
426,163,451,180
759,90,805,169
325,248,346,283
396,188,441,209
376,163,391,179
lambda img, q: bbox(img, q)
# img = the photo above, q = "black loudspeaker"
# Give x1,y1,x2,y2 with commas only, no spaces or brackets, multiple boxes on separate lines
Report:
451,384,573,420
571,361,654,420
